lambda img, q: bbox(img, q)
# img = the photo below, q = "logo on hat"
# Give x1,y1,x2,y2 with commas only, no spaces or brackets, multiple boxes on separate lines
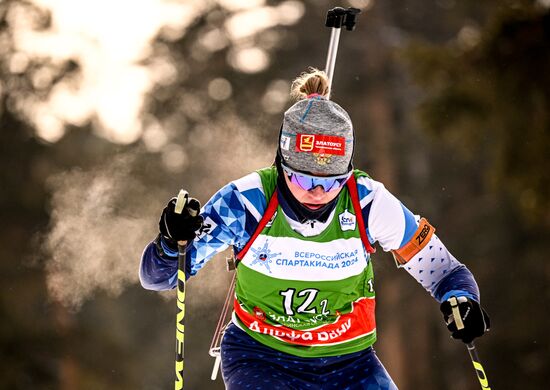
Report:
314,153,332,165
298,134,315,152
280,135,291,151
296,133,346,156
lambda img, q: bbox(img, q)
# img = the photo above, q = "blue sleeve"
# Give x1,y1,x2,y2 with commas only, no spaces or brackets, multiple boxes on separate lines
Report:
139,241,180,290
139,180,263,290
433,265,480,303
187,182,253,275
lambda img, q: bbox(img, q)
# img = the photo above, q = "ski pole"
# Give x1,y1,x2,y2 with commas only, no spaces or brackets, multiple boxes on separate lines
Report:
209,271,236,381
324,7,361,91
449,297,491,389
174,189,194,390
466,342,491,389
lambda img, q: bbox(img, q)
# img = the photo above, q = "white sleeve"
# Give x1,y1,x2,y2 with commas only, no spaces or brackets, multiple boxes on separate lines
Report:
367,182,410,252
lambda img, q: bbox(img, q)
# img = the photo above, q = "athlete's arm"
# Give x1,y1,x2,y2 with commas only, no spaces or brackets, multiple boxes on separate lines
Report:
357,177,479,302
139,173,267,290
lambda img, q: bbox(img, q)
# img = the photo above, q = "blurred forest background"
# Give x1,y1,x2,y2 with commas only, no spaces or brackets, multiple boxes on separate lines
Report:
1,0,549,389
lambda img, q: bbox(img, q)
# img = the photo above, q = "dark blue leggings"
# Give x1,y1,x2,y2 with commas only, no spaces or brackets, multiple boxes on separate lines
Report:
221,324,398,390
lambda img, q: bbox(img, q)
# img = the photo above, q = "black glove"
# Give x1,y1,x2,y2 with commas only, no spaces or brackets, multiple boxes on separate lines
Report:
158,194,203,245
440,296,490,343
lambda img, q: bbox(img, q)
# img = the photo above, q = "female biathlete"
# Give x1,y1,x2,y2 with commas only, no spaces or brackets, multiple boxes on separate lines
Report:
140,69,490,389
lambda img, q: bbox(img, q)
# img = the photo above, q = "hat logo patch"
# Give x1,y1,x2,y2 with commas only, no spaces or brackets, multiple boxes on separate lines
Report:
314,153,332,165
280,135,291,151
298,134,315,151
296,133,346,156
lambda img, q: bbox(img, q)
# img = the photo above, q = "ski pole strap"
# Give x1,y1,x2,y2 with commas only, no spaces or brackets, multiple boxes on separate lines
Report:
449,296,466,330
175,189,188,214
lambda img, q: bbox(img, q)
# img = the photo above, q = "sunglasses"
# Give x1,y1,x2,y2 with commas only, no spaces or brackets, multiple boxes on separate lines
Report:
281,163,351,192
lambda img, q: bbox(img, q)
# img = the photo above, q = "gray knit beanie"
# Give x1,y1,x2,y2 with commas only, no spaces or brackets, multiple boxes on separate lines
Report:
279,94,354,176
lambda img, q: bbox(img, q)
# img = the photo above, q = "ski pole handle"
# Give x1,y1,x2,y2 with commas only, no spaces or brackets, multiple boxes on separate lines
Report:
174,189,199,242
174,189,197,390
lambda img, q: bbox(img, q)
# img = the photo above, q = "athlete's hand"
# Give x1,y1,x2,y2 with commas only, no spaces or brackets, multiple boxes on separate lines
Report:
440,296,490,343
158,193,203,245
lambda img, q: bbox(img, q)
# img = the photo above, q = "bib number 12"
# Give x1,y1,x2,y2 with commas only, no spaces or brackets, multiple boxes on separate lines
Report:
279,288,329,316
